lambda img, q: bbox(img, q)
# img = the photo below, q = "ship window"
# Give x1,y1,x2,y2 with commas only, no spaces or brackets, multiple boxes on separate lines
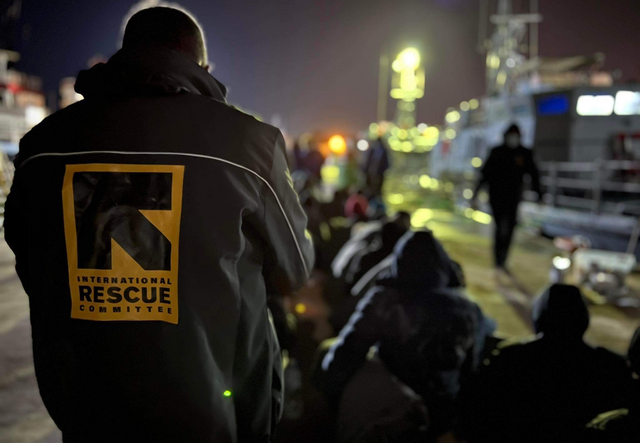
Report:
537,94,569,115
614,91,640,115
576,95,614,116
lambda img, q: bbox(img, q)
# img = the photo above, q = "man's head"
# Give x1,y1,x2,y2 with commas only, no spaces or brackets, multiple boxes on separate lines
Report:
392,211,412,231
532,284,589,342
503,123,521,148
123,6,208,68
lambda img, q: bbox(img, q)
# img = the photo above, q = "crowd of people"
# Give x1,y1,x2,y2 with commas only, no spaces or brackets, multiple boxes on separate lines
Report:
5,5,638,443
271,163,640,443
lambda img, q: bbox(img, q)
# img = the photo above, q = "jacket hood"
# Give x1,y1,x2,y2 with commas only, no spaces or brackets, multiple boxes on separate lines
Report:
382,230,453,290
504,123,521,137
532,284,589,341
75,46,227,102
378,221,408,250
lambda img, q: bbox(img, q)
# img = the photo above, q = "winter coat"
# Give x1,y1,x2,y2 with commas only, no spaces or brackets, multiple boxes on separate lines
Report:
476,144,541,209
316,231,488,435
4,46,313,443
457,285,633,443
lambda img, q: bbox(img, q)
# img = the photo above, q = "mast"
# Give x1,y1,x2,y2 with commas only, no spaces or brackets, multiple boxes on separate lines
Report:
481,0,542,95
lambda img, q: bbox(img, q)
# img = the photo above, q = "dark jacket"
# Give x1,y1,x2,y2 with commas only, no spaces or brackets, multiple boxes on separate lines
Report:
4,46,313,443
362,138,390,178
316,231,488,434
331,221,383,280
585,326,640,443
457,285,633,443
475,144,541,208
349,230,465,300
344,221,407,287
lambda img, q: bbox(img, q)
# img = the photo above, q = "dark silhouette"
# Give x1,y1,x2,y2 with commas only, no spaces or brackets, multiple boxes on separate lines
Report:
3,6,313,442
457,284,633,443
362,138,390,198
473,124,541,270
331,212,410,283
123,7,208,67
344,221,408,288
344,192,369,222
585,326,640,442
304,143,325,184
316,230,490,438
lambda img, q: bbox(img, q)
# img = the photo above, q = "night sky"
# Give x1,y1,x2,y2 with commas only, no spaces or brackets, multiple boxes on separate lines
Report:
9,0,640,135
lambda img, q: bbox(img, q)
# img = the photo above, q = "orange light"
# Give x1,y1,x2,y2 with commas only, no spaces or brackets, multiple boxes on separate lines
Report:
328,135,347,155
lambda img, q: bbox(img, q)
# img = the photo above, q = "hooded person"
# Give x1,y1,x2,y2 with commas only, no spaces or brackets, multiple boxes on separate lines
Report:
331,211,410,282
585,326,640,442
457,284,633,443
3,7,313,443
344,220,408,288
362,138,390,198
315,230,489,438
329,227,470,334
348,227,466,301
472,124,541,271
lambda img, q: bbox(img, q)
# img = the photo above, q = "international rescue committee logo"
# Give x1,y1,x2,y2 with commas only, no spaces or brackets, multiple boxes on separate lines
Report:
62,164,184,324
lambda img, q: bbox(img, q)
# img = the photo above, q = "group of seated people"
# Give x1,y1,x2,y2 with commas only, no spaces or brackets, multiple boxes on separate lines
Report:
297,188,640,443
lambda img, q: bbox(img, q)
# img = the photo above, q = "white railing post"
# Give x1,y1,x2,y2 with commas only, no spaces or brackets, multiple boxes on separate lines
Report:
592,159,603,215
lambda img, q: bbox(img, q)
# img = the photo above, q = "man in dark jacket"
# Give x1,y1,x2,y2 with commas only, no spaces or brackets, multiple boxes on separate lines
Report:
3,7,313,443
331,212,410,282
344,220,407,289
585,326,640,442
457,284,632,443
472,124,541,271
316,230,489,437
362,138,390,198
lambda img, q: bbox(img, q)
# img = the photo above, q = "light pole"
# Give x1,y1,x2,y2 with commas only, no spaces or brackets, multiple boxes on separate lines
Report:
390,48,425,128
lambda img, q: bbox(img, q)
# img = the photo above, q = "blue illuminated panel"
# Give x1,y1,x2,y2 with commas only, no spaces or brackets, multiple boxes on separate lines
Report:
537,95,570,116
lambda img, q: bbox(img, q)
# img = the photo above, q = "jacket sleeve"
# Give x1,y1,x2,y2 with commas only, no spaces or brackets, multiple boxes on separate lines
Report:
473,149,494,197
3,155,29,293
262,131,314,295
314,288,385,399
526,150,542,196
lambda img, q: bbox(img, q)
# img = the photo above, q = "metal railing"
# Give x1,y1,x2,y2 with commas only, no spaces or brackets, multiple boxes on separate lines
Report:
538,160,640,216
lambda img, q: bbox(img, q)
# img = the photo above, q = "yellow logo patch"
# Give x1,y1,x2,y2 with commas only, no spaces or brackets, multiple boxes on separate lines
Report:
62,164,184,324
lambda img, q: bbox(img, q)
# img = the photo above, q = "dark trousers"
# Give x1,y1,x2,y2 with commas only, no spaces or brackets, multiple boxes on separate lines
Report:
491,203,518,268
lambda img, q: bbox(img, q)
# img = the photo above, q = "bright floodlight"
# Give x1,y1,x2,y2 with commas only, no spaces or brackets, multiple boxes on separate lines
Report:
328,135,347,155
576,95,614,116
614,91,640,115
552,256,572,271
398,48,421,71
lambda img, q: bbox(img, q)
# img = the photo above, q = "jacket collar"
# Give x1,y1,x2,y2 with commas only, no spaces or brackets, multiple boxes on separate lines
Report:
75,46,227,103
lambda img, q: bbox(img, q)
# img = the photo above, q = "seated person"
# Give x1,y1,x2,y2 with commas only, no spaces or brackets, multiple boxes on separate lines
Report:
585,325,640,442
331,211,410,281
315,231,490,438
457,284,633,443
315,191,370,275
349,228,464,300
344,220,408,288
329,213,411,327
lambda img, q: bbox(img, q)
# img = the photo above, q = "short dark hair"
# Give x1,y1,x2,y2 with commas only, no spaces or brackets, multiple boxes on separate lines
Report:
504,124,521,136
123,7,207,66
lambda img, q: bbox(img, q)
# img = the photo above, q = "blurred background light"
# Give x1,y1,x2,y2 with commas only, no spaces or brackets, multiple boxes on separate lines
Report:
328,135,347,155
356,139,369,151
